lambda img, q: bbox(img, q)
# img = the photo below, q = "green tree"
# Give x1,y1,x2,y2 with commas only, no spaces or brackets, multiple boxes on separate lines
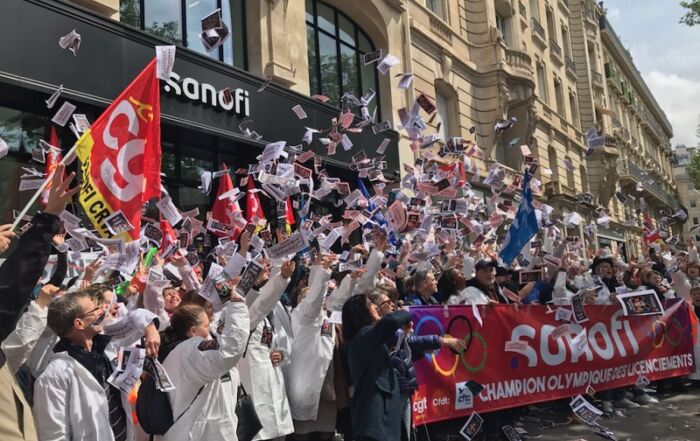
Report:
680,1,700,26
688,153,700,190
119,0,140,28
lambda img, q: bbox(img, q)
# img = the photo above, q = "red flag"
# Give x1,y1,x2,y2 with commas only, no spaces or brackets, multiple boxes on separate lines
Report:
41,126,63,207
245,177,265,223
159,216,177,253
211,163,242,238
285,198,295,226
76,58,161,240
643,213,661,245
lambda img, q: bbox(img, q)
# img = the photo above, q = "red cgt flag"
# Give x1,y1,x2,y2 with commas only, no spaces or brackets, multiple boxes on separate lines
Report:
211,163,242,239
245,177,265,223
76,59,161,240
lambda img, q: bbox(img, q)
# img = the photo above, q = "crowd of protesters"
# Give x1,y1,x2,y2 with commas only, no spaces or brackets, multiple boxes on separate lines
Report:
0,163,699,441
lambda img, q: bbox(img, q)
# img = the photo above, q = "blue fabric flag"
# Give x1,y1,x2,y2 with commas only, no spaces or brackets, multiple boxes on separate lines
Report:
356,176,398,246
499,170,539,265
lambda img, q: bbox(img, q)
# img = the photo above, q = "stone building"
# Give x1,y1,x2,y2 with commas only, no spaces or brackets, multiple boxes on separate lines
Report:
0,0,681,257
673,146,700,241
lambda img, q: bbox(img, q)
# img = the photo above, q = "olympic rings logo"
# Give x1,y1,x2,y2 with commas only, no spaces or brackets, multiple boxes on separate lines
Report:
633,313,688,349
414,314,488,376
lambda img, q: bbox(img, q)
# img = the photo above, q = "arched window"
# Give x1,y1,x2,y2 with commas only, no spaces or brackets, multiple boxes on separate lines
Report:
306,0,380,115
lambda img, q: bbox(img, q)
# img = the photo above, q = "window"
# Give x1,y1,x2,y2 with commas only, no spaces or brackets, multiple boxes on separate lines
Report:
561,27,571,58
435,91,450,141
529,0,540,22
119,0,246,69
546,8,556,41
691,200,697,208
494,0,516,48
426,0,447,20
0,105,53,221
554,79,565,116
306,0,380,113
569,92,580,129
434,81,458,141
580,165,588,193
690,182,695,191
495,13,513,47
537,63,548,104
694,217,699,226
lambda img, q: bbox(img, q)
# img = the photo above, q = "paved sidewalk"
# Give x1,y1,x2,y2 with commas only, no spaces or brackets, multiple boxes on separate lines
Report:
517,388,700,441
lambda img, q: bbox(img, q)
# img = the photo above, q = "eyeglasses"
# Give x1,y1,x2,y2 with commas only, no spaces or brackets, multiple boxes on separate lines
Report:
78,306,101,319
377,299,394,308
78,306,107,326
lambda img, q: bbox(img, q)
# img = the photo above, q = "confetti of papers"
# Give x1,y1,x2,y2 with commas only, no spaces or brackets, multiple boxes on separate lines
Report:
58,29,81,55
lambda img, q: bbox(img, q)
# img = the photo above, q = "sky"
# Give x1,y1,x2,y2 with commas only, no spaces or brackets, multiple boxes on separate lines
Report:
605,0,700,147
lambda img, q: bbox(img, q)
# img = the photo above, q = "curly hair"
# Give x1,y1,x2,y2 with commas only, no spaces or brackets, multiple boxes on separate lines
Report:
342,295,374,341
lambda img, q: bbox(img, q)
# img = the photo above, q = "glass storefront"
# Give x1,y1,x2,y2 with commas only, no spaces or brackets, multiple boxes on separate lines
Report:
119,0,246,70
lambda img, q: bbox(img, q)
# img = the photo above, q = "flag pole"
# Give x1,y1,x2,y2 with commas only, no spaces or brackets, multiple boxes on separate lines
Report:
11,143,79,231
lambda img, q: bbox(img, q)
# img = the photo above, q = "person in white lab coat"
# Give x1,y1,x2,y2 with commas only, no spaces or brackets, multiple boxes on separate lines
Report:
33,290,160,441
156,293,250,441
287,257,335,438
238,255,297,441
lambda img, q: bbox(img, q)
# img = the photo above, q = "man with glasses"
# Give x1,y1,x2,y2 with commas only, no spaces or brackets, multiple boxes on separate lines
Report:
33,290,159,441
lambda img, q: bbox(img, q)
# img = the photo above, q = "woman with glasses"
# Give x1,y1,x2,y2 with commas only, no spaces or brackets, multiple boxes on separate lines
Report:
369,289,467,441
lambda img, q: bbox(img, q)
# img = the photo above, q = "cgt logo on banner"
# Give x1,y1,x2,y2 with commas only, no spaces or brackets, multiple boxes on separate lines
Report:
76,59,162,241
410,300,695,425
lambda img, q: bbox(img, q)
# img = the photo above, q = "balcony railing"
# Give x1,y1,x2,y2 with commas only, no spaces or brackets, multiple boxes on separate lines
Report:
519,1,527,17
610,115,621,129
531,17,546,41
549,39,562,60
605,63,624,94
618,159,681,210
565,56,576,76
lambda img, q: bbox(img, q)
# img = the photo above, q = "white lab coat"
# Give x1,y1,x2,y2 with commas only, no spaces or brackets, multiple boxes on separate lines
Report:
351,249,384,295
325,273,357,312
2,300,48,373
6,307,157,379
448,286,490,305
238,271,295,440
34,351,136,441
157,301,250,441
287,265,333,421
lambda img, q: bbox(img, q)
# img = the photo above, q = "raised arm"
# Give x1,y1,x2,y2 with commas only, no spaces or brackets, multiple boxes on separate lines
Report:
296,264,332,324
182,300,251,384
248,260,294,329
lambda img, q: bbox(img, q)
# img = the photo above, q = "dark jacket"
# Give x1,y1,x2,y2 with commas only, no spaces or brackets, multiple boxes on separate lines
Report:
346,310,412,441
0,212,60,441
0,213,60,344
389,333,441,395
405,292,439,306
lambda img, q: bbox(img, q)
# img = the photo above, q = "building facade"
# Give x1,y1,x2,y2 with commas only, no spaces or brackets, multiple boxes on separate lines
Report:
673,145,700,240
0,0,681,257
